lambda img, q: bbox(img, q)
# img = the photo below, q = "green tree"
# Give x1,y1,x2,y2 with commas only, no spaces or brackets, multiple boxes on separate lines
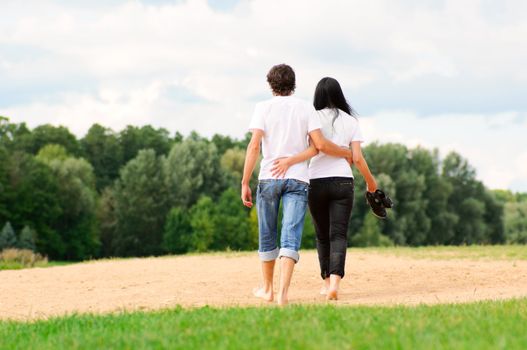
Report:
113,149,169,256
165,138,225,208
220,147,259,188
220,147,245,185
6,151,63,257
350,144,505,246
37,145,100,260
397,175,430,245
504,201,527,243
492,189,516,204
163,207,193,254
0,146,11,223
21,124,81,156
211,134,238,156
1,121,510,254
0,221,17,250
211,133,252,157
174,131,184,144
36,143,68,160
97,187,118,257
442,152,488,244
482,190,505,244
407,148,453,245
17,225,36,251
455,198,486,244
210,188,253,251
425,175,457,244
359,143,410,244
188,196,216,252
119,125,172,164
81,124,123,190
384,147,430,245
0,117,31,151
351,214,393,247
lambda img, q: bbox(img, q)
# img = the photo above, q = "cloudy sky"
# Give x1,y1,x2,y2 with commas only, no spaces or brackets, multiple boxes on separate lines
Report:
1,0,526,191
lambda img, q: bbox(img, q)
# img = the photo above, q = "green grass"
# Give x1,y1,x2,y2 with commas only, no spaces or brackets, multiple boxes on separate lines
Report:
359,244,527,260
2,245,524,271
0,260,71,271
179,245,527,261
175,245,527,261
1,298,526,350
138,244,527,262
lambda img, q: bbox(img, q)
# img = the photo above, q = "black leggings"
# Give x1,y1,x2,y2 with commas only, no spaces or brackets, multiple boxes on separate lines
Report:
308,177,354,279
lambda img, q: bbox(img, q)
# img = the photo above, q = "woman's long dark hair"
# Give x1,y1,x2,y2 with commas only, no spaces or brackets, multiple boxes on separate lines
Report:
313,77,357,120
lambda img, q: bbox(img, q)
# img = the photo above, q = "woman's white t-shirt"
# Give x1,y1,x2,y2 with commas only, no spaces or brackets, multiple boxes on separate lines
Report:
308,108,364,180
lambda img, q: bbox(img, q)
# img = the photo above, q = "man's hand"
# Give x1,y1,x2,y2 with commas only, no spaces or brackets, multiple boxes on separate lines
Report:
345,155,353,166
240,129,262,208
271,157,291,178
241,183,253,208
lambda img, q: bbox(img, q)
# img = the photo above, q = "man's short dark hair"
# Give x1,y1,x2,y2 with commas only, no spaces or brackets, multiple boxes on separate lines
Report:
267,64,296,95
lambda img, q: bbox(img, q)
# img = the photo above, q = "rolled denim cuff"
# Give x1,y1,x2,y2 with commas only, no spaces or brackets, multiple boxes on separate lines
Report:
259,247,279,261
279,248,300,263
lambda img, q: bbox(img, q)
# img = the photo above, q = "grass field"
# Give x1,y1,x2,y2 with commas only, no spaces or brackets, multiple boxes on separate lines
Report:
2,246,526,349
2,245,525,271
1,298,526,350
360,244,527,260
179,244,527,260
0,260,71,271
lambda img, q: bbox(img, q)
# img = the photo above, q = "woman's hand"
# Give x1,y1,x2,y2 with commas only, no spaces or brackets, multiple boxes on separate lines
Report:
366,179,378,193
271,158,292,178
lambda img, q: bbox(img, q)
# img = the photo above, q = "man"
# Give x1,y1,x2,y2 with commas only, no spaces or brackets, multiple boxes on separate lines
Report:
241,64,353,306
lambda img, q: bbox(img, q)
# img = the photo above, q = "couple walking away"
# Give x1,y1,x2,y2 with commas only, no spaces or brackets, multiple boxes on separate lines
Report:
241,64,378,306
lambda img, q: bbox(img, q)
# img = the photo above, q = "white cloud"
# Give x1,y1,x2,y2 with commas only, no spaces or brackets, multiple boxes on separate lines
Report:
1,0,526,191
360,111,527,191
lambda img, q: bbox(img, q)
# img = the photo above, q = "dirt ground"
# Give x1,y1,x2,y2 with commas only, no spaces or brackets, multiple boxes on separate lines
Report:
2,251,527,321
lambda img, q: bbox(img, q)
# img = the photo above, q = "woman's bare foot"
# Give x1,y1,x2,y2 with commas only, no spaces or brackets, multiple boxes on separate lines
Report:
326,289,338,301
320,278,330,295
253,287,273,302
326,275,341,300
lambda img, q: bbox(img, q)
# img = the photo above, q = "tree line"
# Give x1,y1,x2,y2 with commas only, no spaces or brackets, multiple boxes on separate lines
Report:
0,116,525,260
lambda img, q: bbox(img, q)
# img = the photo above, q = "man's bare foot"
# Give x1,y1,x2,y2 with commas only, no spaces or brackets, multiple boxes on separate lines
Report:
326,289,338,301
253,287,273,302
277,294,288,306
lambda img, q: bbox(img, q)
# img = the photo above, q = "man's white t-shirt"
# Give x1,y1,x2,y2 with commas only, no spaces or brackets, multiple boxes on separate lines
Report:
308,108,364,180
249,96,321,183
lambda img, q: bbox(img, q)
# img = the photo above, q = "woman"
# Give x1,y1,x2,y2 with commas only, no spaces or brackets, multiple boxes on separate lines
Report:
271,77,378,300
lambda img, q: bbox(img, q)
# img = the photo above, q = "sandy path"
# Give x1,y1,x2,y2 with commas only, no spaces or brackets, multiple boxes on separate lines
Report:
1,251,527,321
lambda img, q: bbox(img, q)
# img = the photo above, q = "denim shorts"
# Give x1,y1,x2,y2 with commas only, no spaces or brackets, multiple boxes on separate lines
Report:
256,178,309,263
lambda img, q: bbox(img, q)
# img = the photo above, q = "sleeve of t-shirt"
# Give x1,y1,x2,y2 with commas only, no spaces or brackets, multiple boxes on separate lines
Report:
307,108,322,133
351,120,365,143
248,103,265,131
